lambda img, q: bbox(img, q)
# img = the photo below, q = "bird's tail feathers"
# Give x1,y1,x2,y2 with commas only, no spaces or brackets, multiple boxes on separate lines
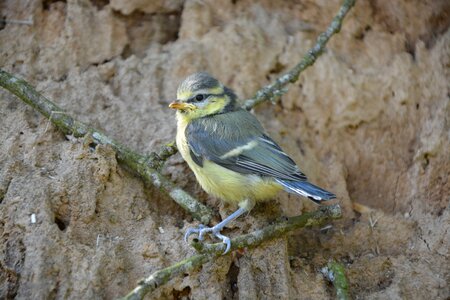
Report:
276,179,336,204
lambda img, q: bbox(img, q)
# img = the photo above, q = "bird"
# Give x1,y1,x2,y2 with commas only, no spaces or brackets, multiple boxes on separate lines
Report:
169,72,335,254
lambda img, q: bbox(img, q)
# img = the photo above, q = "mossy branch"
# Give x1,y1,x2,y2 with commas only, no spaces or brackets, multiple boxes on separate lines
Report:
0,69,213,224
121,204,342,300
243,0,356,110
321,260,351,300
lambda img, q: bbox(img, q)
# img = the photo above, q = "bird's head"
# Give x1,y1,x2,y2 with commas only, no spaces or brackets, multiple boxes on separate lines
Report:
169,72,238,121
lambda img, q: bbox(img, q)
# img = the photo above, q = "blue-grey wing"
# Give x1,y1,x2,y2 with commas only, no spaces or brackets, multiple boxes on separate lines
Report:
186,110,307,181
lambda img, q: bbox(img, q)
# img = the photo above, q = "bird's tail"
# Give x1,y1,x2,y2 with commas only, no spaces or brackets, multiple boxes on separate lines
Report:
275,179,336,204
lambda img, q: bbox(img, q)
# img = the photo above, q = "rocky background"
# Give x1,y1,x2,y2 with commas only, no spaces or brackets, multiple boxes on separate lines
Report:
0,0,449,299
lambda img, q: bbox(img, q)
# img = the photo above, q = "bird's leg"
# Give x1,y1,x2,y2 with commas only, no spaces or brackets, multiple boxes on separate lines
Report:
184,207,247,254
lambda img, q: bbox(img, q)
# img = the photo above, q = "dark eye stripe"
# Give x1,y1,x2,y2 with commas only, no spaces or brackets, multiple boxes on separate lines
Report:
186,92,226,103
187,94,207,103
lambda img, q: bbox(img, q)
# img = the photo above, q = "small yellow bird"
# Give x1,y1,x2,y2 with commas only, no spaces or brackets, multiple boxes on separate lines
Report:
169,72,335,253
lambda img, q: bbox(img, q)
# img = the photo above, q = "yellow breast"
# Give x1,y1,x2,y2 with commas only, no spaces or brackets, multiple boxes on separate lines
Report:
175,113,282,205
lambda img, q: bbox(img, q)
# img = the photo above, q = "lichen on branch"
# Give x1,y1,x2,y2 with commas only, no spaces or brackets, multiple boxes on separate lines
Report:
322,260,351,300
121,204,342,300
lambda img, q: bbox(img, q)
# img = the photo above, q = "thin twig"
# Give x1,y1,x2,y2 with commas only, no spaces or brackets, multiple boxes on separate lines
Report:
154,141,178,163
121,204,342,300
321,260,351,300
243,0,356,110
0,69,214,224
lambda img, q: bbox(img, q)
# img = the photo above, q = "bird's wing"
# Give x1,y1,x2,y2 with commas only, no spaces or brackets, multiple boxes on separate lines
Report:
186,110,307,181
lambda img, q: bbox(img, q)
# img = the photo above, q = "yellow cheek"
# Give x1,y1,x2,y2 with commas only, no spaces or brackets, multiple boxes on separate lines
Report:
203,98,226,115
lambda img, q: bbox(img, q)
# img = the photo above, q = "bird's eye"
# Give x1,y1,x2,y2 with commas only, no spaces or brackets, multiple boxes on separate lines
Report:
195,94,205,101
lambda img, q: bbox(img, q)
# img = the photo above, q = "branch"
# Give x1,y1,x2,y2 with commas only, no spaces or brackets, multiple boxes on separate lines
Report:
321,260,351,300
121,204,342,300
243,0,356,109
0,69,214,224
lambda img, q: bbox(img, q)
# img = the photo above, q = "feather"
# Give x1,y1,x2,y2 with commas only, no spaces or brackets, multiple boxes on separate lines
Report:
186,109,307,181
275,179,336,202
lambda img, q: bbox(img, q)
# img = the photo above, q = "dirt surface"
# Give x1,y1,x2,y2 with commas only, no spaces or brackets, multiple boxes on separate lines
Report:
1,0,449,299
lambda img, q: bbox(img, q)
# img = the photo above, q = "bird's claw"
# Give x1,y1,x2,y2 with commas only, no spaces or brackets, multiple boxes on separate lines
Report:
184,224,232,254
184,224,207,242
215,232,231,254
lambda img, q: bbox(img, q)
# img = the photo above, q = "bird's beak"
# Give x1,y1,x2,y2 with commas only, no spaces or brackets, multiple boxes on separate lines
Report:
169,101,196,111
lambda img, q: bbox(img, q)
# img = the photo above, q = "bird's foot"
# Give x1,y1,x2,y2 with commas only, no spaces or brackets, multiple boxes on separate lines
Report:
184,224,231,254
